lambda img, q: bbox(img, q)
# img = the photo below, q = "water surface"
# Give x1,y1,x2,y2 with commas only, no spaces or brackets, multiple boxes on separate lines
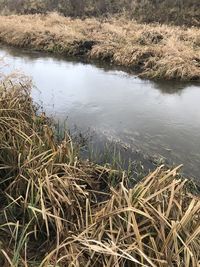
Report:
0,45,200,180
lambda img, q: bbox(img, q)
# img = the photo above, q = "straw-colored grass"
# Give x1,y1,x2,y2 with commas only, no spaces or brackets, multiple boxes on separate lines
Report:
0,73,200,266
0,13,199,81
70,166,200,267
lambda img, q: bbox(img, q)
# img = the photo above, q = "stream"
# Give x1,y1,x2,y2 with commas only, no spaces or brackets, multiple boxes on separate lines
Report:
1,45,200,180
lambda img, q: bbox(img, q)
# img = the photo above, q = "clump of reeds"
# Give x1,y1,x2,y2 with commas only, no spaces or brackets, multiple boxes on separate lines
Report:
0,13,199,81
69,166,200,267
0,78,200,266
0,76,124,266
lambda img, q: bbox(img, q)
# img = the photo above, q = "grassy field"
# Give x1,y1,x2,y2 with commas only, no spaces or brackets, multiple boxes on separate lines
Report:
0,67,200,266
0,13,199,81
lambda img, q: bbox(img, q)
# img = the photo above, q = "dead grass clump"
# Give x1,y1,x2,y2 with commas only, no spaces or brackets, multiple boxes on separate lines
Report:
142,38,200,80
113,46,157,73
90,43,117,62
137,30,164,45
68,166,200,267
0,77,126,265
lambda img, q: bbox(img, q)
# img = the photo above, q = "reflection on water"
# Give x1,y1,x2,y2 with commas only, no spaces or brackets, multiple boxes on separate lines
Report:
0,45,200,180
152,80,187,94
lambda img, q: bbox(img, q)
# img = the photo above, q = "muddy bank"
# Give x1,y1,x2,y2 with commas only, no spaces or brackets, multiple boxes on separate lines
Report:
0,13,199,81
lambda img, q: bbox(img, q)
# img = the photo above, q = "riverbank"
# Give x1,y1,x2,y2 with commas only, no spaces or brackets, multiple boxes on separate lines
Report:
0,73,200,266
0,13,199,81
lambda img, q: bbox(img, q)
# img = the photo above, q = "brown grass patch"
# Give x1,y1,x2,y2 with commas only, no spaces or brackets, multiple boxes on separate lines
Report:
0,13,199,81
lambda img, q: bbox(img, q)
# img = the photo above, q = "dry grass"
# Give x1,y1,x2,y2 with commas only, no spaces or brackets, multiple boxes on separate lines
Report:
0,13,199,81
0,0,199,27
0,72,200,266
70,166,200,267
0,74,126,266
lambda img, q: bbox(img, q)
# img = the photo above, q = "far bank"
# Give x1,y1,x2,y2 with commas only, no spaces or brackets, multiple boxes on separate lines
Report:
0,13,199,81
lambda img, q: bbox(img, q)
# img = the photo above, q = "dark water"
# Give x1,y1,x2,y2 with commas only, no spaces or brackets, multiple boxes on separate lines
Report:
1,45,200,180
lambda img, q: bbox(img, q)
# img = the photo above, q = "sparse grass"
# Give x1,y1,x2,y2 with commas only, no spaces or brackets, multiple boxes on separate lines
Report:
0,13,199,81
0,71,200,266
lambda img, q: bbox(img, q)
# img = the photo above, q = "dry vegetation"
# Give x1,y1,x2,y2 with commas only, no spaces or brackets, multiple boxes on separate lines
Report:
0,67,200,266
0,0,199,27
0,13,200,81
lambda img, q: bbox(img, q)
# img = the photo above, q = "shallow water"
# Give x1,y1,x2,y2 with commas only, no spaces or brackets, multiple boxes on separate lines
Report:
1,45,200,179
